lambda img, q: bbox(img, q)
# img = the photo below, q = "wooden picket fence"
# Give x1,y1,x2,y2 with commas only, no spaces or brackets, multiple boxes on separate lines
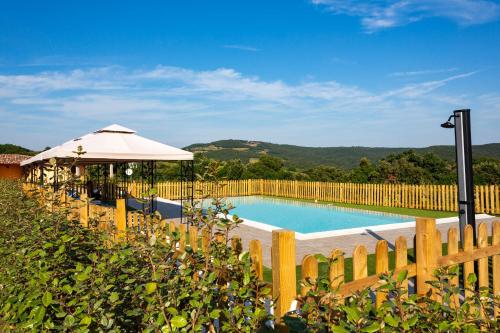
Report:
128,180,500,214
274,219,500,319
23,184,500,320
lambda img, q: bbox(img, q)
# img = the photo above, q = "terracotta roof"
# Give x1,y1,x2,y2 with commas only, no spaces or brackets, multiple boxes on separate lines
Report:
0,154,31,165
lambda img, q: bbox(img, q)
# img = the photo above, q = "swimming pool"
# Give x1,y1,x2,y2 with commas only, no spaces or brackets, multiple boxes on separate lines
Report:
210,196,415,238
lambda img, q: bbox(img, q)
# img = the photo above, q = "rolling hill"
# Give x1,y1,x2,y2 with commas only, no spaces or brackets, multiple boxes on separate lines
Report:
3,141,499,170
0,144,36,156
185,140,500,169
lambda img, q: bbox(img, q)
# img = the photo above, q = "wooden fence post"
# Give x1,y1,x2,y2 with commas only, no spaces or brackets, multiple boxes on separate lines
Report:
395,236,408,299
463,225,474,300
189,226,198,251
477,223,489,291
447,227,459,308
168,221,176,246
493,221,500,317
201,228,210,255
329,249,344,289
415,218,437,296
301,255,318,296
178,224,186,252
79,193,89,228
434,230,442,303
477,223,488,318
249,239,263,280
353,245,368,281
272,230,296,322
116,198,127,240
375,240,388,308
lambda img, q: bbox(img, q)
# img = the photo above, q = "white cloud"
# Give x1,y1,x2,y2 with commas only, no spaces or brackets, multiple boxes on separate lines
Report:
384,71,478,98
311,0,500,32
0,65,497,148
222,44,260,52
389,68,459,77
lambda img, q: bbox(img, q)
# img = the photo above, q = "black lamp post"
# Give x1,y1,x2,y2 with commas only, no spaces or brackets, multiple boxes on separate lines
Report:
441,109,476,244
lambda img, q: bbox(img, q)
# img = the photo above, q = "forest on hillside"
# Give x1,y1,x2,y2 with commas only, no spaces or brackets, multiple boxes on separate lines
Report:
2,143,499,184
186,140,500,169
157,150,500,185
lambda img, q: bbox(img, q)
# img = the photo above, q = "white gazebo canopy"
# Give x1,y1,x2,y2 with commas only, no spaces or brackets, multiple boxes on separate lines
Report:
21,124,193,166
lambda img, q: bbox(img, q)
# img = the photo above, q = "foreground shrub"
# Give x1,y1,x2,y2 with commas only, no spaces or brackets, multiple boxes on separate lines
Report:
0,180,271,332
285,264,499,332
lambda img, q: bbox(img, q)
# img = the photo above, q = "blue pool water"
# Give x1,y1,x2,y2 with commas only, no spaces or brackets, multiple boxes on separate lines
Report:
209,196,414,234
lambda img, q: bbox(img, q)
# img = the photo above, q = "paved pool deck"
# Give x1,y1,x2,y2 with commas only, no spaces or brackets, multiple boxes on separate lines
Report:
151,197,498,267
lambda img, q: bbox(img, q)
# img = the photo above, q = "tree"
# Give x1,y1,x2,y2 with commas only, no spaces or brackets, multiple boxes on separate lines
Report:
473,158,500,184
305,166,347,182
350,157,379,183
218,159,246,179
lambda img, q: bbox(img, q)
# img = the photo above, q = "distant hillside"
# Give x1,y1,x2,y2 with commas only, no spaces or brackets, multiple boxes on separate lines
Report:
0,144,36,156
185,140,500,169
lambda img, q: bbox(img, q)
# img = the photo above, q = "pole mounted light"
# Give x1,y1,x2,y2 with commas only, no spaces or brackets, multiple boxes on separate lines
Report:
441,109,476,243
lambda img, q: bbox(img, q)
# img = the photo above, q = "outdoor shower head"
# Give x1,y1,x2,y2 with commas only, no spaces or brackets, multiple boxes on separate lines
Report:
440,121,455,129
440,115,456,129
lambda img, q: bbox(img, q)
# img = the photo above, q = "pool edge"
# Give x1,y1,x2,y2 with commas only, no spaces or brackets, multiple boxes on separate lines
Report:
239,214,494,240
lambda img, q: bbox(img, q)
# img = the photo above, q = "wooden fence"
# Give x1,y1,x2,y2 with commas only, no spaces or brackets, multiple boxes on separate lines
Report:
129,180,500,214
23,184,500,320
271,218,500,319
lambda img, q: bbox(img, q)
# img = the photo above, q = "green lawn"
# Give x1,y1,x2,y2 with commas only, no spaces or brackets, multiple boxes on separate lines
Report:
263,195,458,219
262,241,459,292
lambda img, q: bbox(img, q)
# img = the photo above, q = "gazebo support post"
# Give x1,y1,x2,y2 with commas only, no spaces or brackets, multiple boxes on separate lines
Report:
39,162,44,186
148,160,156,215
179,160,194,224
53,160,58,191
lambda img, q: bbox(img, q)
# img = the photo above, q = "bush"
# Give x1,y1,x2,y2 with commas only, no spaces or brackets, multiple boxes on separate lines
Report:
0,180,271,332
285,260,499,332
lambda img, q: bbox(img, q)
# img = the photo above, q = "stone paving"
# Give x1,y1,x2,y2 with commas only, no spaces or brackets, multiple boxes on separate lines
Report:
228,216,498,267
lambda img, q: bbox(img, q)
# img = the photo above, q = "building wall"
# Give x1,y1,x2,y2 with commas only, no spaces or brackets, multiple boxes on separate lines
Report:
0,164,23,179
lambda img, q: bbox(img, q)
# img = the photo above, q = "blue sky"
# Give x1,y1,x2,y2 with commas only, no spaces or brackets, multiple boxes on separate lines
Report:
0,0,499,150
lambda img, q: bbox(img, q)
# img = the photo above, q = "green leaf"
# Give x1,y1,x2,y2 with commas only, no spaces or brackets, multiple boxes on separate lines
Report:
361,321,381,333
42,291,52,307
438,321,451,331
109,292,119,303
210,309,221,319
80,315,92,326
406,315,418,327
397,270,408,283
145,282,157,294
75,272,89,281
384,315,399,327
467,273,477,285
166,307,178,316
171,315,188,328
314,253,328,263
331,326,350,333
343,306,360,322
33,306,46,324
243,272,250,285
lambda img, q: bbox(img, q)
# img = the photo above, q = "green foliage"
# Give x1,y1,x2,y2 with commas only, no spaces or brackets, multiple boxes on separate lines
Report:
185,140,500,170
286,267,499,332
156,150,500,185
0,179,271,332
473,158,500,185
